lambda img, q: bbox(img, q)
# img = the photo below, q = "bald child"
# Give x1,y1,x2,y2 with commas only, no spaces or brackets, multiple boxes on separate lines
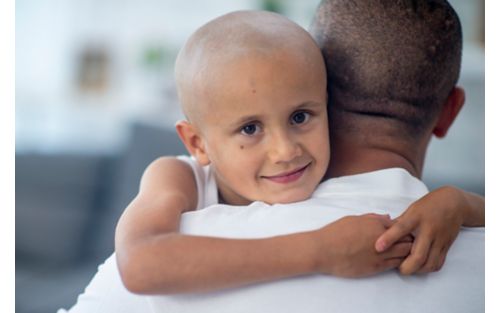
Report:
114,10,483,295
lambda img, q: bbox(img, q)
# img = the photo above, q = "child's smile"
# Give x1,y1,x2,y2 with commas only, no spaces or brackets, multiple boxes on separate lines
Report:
260,162,311,184
195,48,330,205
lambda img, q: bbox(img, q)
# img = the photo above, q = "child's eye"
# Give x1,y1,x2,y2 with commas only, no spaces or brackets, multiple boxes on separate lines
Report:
290,111,311,125
240,123,261,136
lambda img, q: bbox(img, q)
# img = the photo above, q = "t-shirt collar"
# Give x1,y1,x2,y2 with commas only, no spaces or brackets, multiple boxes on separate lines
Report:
314,167,429,200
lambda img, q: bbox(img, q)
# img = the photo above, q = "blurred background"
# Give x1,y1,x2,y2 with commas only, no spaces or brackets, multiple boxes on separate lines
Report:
15,0,484,312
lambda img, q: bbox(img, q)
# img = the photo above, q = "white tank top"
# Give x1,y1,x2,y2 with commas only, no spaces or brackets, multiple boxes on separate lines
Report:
176,155,219,210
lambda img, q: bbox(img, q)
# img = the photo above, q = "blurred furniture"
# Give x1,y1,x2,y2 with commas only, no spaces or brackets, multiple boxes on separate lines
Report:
15,118,484,313
16,123,187,313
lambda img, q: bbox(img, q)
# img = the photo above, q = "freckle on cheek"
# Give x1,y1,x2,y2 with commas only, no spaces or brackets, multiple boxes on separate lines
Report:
240,145,244,149
252,89,256,94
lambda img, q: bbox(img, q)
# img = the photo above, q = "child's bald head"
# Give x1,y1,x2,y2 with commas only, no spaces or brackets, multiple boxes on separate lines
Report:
175,10,325,129
174,11,330,205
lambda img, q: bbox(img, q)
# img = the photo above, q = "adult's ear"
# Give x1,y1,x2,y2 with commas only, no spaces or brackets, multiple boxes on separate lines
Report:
432,87,465,138
175,120,211,166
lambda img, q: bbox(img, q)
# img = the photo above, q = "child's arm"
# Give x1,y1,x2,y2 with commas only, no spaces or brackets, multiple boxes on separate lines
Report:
115,157,410,295
374,186,485,275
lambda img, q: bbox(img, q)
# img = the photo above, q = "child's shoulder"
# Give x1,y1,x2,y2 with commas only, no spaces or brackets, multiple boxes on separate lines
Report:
140,156,196,191
146,156,193,175
143,155,218,210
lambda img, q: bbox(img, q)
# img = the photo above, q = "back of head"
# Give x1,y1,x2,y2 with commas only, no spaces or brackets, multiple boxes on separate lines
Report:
310,0,462,139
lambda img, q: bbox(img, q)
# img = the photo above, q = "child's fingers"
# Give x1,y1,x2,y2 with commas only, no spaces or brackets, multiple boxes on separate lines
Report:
416,240,443,273
382,242,412,259
397,234,414,243
362,213,393,228
399,232,432,275
378,257,405,272
375,216,417,252
417,240,450,274
437,248,448,270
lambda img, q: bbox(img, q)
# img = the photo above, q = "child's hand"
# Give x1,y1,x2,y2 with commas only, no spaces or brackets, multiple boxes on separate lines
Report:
374,187,467,275
313,214,412,278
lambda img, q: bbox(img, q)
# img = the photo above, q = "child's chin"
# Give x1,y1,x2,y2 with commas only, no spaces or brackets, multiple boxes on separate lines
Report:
268,191,313,205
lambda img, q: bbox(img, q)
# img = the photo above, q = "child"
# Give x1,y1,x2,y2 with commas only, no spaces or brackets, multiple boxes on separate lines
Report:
115,10,483,294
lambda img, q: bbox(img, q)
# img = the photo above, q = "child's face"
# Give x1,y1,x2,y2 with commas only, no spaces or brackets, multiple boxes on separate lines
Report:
196,50,330,205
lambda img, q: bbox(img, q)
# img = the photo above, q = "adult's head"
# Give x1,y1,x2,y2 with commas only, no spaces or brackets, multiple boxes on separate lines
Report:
310,0,465,178
175,10,330,204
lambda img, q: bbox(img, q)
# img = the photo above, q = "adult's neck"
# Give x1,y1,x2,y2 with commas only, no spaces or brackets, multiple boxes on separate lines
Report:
325,131,428,179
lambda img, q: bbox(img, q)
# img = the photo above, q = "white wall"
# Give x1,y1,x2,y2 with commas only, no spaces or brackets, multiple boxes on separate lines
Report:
15,0,485,190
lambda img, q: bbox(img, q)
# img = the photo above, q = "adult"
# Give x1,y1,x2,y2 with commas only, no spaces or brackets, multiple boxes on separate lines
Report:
59,1,484,312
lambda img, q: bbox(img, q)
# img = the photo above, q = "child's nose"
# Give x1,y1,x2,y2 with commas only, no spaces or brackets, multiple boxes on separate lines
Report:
268,131,302,163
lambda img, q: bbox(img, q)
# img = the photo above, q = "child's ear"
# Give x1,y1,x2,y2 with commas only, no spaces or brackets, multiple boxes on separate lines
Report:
432,86,465,138
175,120,211,166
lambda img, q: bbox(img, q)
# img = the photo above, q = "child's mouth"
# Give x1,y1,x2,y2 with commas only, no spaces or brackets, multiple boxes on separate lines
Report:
261,163,310,184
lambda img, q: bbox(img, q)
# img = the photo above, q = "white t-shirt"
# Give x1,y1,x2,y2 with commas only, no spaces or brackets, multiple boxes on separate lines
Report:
59,168,485,313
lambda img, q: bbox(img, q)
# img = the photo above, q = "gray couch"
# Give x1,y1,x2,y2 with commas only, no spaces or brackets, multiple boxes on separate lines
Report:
15,118,484,313
16,123,187,313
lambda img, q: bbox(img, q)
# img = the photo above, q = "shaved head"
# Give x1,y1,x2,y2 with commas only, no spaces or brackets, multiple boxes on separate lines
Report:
175,10,325,128
310,0,462,137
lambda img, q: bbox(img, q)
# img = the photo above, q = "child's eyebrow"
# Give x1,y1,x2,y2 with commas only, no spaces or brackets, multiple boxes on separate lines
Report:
295,101,325,110
230,115,262,129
